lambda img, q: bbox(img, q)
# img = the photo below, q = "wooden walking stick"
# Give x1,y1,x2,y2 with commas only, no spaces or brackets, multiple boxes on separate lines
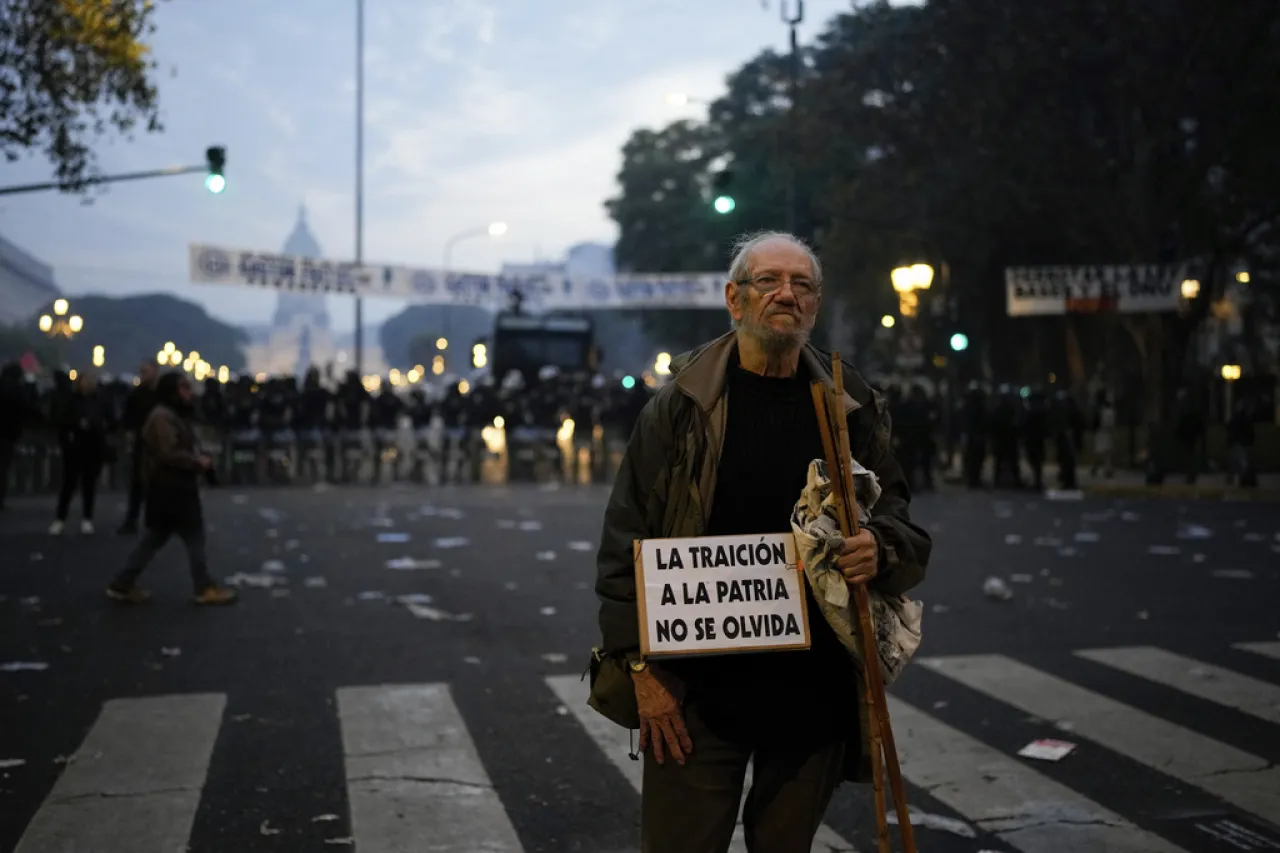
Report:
810,354,918,853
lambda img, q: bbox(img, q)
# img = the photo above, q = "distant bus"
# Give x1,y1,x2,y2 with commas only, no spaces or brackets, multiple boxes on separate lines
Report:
490,312,597,381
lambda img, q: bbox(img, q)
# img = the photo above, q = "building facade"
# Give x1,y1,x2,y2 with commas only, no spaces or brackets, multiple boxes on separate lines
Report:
0,234,61,326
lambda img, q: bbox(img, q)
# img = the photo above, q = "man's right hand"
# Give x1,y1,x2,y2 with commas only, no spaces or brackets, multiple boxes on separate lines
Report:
634,665,693,765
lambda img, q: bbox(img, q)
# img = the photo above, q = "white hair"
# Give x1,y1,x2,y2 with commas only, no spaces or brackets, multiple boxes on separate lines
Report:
727,231,823,288
726,231,822,330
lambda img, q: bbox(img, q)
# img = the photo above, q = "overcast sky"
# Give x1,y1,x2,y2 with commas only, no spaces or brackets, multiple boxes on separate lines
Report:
1,0,877,331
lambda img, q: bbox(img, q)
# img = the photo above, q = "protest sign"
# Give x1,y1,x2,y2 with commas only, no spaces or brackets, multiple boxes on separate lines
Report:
634,533,810,657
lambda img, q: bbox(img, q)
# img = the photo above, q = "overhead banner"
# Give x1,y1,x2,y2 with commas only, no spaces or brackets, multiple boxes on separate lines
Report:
633,533,810,658
188,243,726,311
1006,264,1187,316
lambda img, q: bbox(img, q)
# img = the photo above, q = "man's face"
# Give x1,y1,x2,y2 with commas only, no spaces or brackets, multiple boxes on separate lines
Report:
726,238,821,351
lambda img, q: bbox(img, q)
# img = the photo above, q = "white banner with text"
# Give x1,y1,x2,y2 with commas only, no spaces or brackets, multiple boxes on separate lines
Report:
634,533,810,657
1005,264,1188,316
188,243,727,311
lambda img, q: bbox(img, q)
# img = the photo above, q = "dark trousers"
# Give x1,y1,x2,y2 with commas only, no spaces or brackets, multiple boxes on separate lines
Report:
0,437,14,508
113,523,215,593
123,440,145,523
641,701,846,853
56,440,105,521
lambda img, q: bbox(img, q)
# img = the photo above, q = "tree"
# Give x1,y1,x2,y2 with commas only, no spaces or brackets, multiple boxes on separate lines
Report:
1,0,165,190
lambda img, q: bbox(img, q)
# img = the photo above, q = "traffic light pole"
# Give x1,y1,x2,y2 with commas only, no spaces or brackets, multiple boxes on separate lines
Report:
782,0,803,234
353,0,366,378
0,163,206,197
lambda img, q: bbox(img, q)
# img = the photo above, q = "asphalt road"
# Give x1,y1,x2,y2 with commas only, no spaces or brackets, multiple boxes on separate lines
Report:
1,483,1278,853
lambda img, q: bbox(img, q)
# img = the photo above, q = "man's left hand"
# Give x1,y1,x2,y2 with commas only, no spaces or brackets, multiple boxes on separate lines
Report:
836,529,878,585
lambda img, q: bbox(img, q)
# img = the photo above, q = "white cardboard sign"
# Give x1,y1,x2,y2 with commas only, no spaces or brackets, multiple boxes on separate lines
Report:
634,533,810,657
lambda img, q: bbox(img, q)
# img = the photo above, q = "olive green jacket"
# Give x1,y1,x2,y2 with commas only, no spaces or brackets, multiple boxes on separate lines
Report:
592,331,932,782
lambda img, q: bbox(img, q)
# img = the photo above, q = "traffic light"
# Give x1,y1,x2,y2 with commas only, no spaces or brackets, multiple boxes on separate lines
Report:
711,169,734,214
949,333,969,352
205,146,226,194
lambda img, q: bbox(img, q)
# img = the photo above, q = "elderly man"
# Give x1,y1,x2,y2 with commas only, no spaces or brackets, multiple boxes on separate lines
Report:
593,231,931,852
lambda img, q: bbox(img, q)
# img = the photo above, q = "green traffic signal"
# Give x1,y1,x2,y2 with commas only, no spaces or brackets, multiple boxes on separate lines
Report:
950,333,969,352
205,146,226,194
714,195,735,214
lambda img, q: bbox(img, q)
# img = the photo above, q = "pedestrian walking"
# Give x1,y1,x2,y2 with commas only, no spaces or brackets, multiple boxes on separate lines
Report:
49,371,112,535
107,372,237,606
590,231,931,852
117,361,159,534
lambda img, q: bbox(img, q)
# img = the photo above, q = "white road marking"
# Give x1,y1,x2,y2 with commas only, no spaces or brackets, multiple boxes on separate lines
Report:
920,655,1280,821
337,683,524,852
889,696,1187,853
1077,646,1280,724
14,693,225,853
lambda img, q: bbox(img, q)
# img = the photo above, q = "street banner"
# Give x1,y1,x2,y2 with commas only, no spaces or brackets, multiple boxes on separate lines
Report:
634,533,810,657
1005,264,1187,316
187,243,726,311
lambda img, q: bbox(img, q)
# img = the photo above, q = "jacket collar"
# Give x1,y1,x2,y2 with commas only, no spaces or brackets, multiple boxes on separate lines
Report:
671,331,864,414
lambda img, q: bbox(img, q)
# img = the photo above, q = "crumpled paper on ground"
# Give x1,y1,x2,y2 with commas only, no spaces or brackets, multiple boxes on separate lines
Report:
790,458,922,685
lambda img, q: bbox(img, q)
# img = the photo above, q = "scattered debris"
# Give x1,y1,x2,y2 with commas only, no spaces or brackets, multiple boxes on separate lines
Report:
376,532,410,543
1211,569,1255,580
463,656,482,665
386,557,443,570
0,759,26,769
1242,532,1266,543
1120,511,1140,521
504,581,518,591
1073,531,1100,543
437,508,464,520
1033,536,1063,547
1136,610,1150,620
285,539,301,550
886,808,976,838
982,577,1013,601
535,551,557,561
1177,524,1213,540
406,604,473,621
1009,573,1034,583
231,494,249,504
312,814,340,823
396,593,434,605
29,552,42,561
324,839,354,846
160,647,181,658
1045,489,1084,501
259,820,281,836
264,529,279,539
541,653,569,663
262,559,286,573
225,573,287,589
432,537,470,549
304,577,328,589
271,589,291,599
496,519,517,529
1192,553,1207,563
1,662,49,672
1147,545,1182,556
366,517,394,528
1058,547,1078,557
518,520,543,531
357,591,386,601
1003,534,1023,545
1017,738,1077,762
539,606,558,616
931,603,950,613
555,705,570,716
567,541,594,551
20,596,40,607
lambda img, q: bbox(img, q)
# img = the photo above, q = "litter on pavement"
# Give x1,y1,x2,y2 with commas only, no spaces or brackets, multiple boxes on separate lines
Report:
1045,489,1084,501
0,662,48,671
432,537,470,549
225,573,287,589
518,520,543,531
1177,524,1214,539
312,814,340,822
536,551,557,561
539,606,558,616
496,519,517,529
406,603,473,621
160,647,181,657
376,532,410,543
396,593,434,605
886,808,976,838
1211,569,1255,579
304,577,328,588
385,557,443,570
1148,545,1182,555
567,541,594,551
1074,531,1100,543
1017,738,1077,761
1003,534,1023,545
541,653,568,663
983,577,1013,601
261,560,285,572
0,758,26,768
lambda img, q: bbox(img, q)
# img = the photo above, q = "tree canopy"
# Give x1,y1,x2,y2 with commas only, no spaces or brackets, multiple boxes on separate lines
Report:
1,0,164,190
607,0,1280,412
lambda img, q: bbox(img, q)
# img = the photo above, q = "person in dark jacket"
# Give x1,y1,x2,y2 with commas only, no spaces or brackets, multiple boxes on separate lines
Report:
117,361,159,534
0,361,34,510
107,372,237,605
49,371,112,535
591,231,931,853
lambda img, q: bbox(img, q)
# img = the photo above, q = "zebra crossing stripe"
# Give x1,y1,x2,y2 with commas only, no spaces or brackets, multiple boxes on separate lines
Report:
14,693,225,853
920,655,1280,822
1233,641,1280,661
1075,646,1280,725
887,696,1187,853
547,675,859,852
336,683,525,852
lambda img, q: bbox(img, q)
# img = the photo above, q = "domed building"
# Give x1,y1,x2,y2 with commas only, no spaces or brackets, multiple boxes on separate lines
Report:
243,207,381,379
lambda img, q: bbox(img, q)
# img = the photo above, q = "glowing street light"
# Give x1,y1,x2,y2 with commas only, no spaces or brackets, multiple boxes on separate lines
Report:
1221,364,1241,381
881,315,896,328
436,337,448,350
891,264,934,293
92,345,105,367
654,352,672,376
39,315,53,332
1181,279,1201,299
487,221,508,237
53,299,68,316
432,355,445,375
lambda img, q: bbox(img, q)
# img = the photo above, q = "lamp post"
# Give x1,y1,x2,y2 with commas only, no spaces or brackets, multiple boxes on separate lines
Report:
353,0,366,376
38,298,84,368
441,221,508,356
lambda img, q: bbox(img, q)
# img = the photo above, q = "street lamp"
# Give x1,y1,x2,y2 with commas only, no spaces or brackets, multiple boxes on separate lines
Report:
92,345,105,368
1181,279,1201,299
881,315,896,329
654,352,672,376
442,221,508,342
